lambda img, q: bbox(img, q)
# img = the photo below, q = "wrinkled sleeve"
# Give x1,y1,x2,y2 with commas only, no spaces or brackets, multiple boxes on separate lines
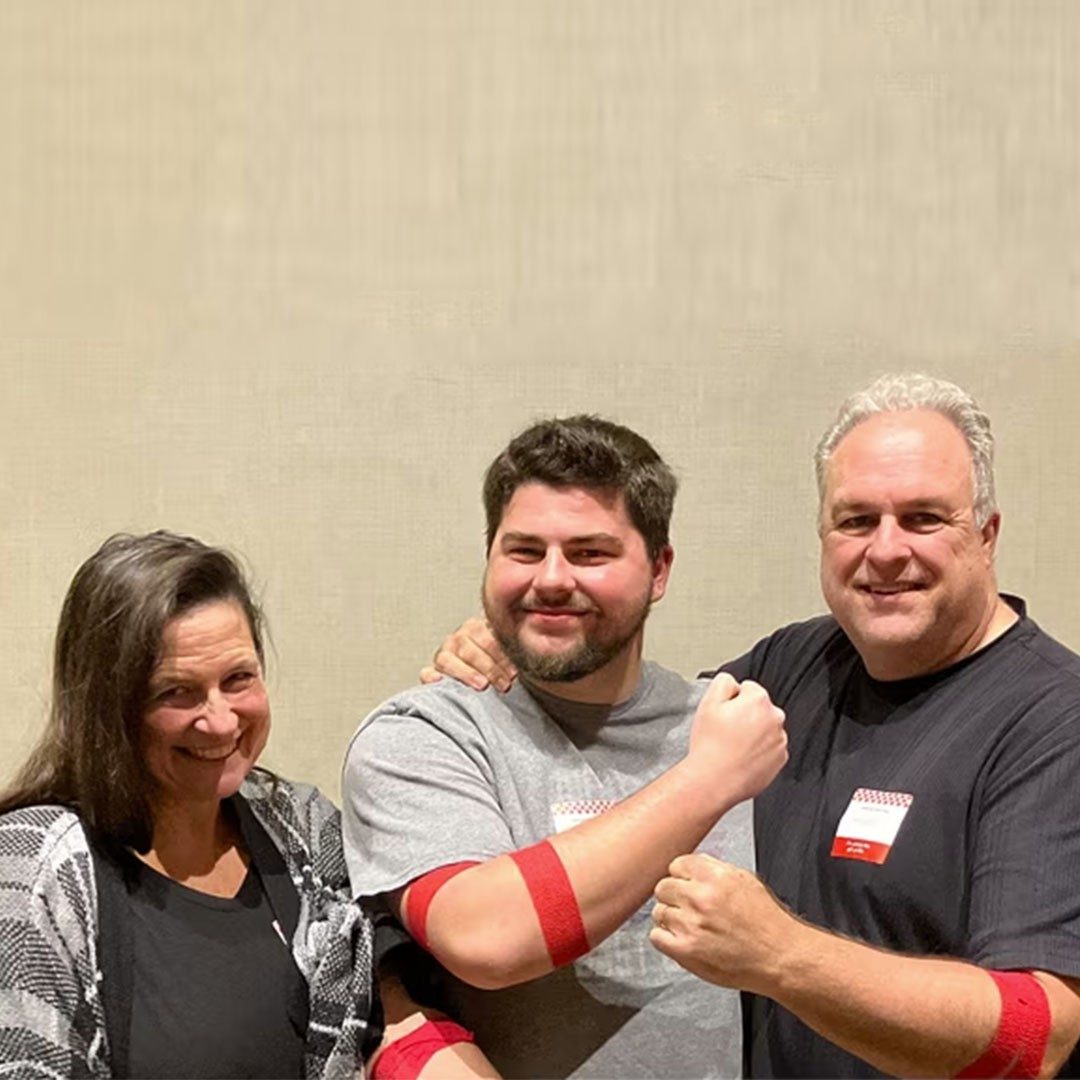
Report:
968,718,1080,977
0,812,106,1079
258,779,381,1079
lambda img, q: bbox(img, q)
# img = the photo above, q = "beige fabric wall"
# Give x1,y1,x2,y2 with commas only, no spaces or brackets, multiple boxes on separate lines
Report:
2,3,1078,801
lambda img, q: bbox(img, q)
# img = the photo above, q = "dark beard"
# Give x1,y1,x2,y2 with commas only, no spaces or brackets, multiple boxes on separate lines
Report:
490,602,651,683
496,633,625,682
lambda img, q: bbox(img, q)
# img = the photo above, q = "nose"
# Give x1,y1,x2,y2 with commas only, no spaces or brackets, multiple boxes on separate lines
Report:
864,516,911,571
534,549,575,595
194,689,239,735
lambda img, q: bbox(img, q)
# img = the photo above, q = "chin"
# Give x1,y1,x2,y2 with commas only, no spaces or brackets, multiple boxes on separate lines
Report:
194,760,252,804
857,624,943,666
842,615,933,654
856,628,925,651
520,636,582,661
520,620,582,643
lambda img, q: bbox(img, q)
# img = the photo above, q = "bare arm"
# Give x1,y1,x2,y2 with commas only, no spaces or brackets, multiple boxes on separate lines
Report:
651,855,1080,1078
369,969,501,1079
396,675,787,990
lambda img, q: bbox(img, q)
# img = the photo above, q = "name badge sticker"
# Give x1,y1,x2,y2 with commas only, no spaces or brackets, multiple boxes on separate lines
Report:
831,788,913,864
551,799,616,834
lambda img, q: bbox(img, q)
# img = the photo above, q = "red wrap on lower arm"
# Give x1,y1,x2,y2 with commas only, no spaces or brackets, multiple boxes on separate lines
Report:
509,839,590,967
402,862,480,951
956,970,1051,1079
370,1020,475,1080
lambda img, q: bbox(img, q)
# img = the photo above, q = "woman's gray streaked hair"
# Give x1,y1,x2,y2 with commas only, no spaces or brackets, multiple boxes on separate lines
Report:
813,373,997,528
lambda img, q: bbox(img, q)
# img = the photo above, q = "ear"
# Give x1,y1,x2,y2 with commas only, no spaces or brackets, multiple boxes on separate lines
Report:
650,545,675,603
980,511,1002,563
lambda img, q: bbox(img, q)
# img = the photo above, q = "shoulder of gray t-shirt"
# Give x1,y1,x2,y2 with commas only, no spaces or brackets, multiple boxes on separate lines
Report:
341,663,710,896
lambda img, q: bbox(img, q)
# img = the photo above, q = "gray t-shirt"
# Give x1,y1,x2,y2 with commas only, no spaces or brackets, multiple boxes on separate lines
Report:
343,663,752,1078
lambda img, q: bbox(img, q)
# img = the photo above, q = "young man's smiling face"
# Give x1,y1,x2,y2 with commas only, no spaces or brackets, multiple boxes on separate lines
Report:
819,409,1002,681
483,482,672,689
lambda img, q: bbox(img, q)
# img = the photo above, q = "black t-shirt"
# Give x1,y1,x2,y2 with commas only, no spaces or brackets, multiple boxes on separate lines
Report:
127,859,308,1079
718,599,1080,1078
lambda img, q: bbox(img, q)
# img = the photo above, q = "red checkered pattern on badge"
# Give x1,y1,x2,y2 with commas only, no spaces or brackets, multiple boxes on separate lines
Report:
551,799,616,817
852,788,913,808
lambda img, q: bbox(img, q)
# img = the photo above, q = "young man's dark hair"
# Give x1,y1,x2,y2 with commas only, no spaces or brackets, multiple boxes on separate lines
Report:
482,415,678,559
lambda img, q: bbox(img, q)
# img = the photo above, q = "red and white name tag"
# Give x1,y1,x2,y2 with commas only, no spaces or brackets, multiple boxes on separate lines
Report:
551,799,616,833
831,787,913,864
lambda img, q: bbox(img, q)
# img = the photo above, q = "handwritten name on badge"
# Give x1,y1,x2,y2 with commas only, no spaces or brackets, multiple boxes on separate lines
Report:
831,788,913,864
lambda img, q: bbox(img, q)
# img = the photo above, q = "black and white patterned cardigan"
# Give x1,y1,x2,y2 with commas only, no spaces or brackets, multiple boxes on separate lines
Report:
0,770,377,1079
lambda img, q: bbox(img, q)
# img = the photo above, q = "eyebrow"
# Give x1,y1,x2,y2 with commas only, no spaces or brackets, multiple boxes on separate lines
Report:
828,497,951,518
149,653,260,682
499,531,623,547
827,500,874,517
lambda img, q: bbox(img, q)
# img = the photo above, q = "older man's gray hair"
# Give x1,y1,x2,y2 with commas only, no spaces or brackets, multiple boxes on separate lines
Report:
814,372,997,529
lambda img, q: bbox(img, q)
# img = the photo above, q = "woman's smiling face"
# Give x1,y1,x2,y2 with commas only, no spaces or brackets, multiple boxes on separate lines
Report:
140,599,270,811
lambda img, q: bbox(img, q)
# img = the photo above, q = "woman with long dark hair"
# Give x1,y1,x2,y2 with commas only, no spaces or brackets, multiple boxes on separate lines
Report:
0,531,493,1079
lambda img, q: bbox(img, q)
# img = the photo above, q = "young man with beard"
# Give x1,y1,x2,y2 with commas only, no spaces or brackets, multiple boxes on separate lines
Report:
342,416,787,1079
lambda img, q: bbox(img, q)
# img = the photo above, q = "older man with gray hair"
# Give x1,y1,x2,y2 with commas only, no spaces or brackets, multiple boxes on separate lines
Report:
651,373,1080,1078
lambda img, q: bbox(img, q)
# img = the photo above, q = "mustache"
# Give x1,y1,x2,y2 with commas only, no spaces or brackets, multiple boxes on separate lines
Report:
516,601,597,614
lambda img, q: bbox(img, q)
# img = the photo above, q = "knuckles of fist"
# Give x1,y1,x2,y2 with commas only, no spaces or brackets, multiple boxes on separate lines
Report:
647,857,783,987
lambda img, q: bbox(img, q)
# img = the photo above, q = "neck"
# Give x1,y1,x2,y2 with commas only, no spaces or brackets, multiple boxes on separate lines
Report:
864,593,1019,681
138,795,247,894
529,634,644,705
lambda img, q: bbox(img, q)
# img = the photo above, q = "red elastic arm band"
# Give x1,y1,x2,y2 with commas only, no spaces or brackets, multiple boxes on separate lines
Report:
402,862,479,951
508,839,590,967
956,971,1051,1079
370,1019,475,1080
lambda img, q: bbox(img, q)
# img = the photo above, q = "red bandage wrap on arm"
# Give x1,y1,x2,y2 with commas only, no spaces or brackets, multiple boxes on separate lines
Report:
402,862,480,951
370,1020,475,1080
956,971,1051,1079
509,839,590,967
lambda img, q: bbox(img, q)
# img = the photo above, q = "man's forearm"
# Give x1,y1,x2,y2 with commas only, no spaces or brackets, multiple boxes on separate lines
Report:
413,758,741,988
767,921,1080,1077
404,673,787,988
766,920,1001,1077
653,855,1080,1078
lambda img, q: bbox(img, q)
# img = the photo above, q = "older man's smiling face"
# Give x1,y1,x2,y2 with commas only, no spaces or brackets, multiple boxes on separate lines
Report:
819,409,1002,681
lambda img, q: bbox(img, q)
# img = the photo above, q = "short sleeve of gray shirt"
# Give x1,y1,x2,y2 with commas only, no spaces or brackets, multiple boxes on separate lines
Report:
342,681,520,895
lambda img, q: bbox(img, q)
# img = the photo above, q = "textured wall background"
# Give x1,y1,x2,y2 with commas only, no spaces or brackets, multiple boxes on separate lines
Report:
2,3,1078,800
